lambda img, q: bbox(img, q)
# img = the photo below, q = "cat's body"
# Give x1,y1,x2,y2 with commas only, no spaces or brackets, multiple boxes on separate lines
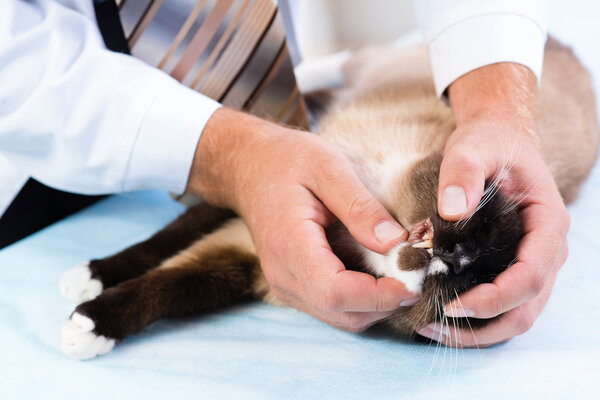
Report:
60,39,598,360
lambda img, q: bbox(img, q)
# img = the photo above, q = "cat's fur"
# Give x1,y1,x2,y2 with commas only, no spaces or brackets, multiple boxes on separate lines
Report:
59,38,598,359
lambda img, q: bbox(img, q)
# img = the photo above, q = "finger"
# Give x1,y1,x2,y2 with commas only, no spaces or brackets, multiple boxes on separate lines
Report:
323,271,418,313
287,294,394,332
304,159,407,254
331,311,395,332
289,221,417,313
421,276,554,348
418,307,531,348
444,203,568,319
269,276,395,332
437,144,487,221
417,322,503,348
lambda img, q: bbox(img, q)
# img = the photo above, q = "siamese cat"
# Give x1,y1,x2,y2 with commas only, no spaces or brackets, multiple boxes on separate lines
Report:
59,38,598,360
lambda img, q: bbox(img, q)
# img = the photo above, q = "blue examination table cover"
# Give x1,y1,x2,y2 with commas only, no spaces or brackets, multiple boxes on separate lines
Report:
2,3,600,397
2,167,600,399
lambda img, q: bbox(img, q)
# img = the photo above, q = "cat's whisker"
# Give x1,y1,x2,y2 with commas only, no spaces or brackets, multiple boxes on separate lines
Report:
453,288,480,351
506,257,518,269
499,164,545,214
427,287,442,377
456,163,509,230
452,306,460,378
439,287,452,374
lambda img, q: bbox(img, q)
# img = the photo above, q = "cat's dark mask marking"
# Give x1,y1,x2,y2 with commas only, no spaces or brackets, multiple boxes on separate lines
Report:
409,183,524,332
391,159,524,334
430,184,523,296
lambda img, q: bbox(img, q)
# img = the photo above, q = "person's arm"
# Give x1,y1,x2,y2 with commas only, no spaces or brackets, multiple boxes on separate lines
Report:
0,0,219,196
412,0,548,97
422,63,569,347
187,107,418,331
1,0,416,330
411,0,567,346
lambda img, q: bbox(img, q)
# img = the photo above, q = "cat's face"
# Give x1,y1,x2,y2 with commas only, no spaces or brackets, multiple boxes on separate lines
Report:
427,188,522,295
390,187,522,333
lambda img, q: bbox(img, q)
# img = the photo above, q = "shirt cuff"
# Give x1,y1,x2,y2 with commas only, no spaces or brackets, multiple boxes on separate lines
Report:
428,13,547,97
123,77,221,194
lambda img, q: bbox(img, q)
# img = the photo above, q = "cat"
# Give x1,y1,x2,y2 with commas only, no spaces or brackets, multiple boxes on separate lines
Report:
59,38,598,360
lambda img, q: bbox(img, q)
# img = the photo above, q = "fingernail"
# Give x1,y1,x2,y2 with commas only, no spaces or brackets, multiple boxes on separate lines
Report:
445,306,475,318
441,185,467,216
428,322,450,336
374,221,405,243
417,325,447,342
399,297,420,307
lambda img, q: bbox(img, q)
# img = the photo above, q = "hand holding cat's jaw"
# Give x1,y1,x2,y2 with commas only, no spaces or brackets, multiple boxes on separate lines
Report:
189,107,414,331
433,165,568,347
427,63,570,347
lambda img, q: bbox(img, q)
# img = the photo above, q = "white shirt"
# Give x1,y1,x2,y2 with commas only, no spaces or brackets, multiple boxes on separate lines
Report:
0,0,547,216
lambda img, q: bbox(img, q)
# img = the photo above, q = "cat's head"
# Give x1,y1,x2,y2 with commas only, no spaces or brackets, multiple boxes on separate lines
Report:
390,183,523,334
428,184,522,295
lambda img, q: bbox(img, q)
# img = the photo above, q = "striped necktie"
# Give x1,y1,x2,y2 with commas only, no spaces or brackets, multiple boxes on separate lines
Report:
100,0,309,129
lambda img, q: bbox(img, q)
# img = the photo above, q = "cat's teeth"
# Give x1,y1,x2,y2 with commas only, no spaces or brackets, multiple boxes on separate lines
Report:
426,248,433,256
412,239,433,249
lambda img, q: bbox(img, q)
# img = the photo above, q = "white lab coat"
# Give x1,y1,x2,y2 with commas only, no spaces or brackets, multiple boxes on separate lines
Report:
0,0,547,216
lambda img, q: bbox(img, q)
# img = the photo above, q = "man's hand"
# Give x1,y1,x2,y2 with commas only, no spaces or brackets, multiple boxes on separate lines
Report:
187,108,418,332
417,63,570,347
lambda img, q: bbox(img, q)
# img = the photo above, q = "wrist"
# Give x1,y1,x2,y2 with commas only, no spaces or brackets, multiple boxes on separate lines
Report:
448,63,537,128
186,107,293,211
186,108,258,208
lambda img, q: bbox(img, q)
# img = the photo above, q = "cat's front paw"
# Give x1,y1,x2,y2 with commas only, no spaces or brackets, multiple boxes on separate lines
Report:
60,312,115,360
60,261,103,302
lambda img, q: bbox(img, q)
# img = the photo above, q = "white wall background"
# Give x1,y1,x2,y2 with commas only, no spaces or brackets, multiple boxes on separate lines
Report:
291,0,416,60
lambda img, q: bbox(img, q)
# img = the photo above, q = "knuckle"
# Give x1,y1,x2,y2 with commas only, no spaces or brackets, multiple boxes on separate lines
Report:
339,314,368,333
376,295,386,313
559,209,571,236
526,269,546,298
561,242,569,265
348,193,380,222
323,286,343,313
444,148,481,171
491,295,505,317
514,312,536,335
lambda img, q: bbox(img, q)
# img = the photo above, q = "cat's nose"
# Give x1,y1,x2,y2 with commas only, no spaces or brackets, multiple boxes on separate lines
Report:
439,243,471,275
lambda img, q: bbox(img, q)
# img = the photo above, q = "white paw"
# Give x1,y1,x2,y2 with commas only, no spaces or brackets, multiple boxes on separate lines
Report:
60,262,103,302
60,312,115,360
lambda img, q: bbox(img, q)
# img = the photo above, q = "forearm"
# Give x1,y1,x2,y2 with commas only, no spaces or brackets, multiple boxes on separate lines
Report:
429,61,570,346
186,107,291,211
448,63,537,129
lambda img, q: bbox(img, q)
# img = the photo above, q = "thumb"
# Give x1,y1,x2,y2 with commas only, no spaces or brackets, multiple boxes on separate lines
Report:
307,163,407,254
438,147,487,221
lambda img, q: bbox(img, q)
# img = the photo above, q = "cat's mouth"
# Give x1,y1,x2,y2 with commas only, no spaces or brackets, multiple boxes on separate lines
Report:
408,218,434,256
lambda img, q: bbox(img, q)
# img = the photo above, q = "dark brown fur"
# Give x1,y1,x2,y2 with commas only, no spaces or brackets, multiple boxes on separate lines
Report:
87,203,235,288
77,244,259,340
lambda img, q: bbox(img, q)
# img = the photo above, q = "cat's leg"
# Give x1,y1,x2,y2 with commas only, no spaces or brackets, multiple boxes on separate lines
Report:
60,218,268,360
59,202,236,303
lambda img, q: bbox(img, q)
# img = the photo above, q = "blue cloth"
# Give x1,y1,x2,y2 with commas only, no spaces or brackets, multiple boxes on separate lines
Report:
1,165,600,399
2,1,600,397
